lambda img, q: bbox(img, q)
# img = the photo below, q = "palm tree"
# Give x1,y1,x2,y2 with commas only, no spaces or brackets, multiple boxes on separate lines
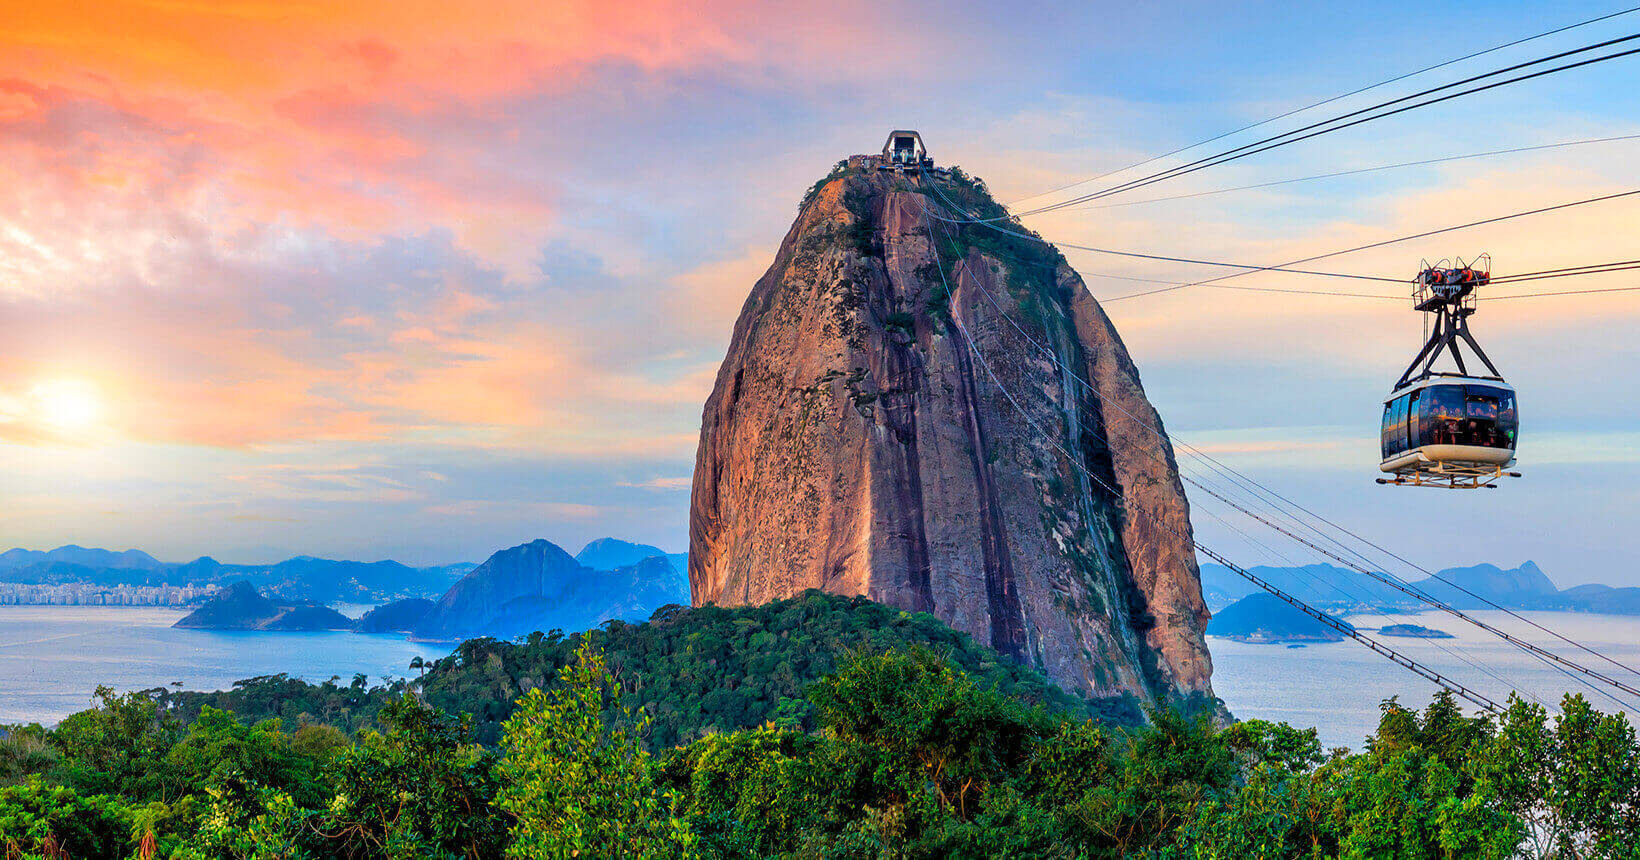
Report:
410,656,426,678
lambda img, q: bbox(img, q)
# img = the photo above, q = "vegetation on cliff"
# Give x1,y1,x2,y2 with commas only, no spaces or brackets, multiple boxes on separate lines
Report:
149,591,1140,746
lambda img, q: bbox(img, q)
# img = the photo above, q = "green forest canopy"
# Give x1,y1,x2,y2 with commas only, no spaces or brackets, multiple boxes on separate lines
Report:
151,590,1149,748
2,590,1636,857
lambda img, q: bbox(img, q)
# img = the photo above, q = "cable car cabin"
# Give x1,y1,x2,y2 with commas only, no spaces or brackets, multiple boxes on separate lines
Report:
880,130,934,171
1380,377,1518,487
1378,255,1521,489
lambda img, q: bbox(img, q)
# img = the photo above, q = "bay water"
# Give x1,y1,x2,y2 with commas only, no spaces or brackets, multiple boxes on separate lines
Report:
1212,609,1640,749
0,605,427,726
3,605,1637,751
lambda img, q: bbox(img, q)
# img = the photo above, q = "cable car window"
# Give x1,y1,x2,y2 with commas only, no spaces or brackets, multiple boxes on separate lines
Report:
1405,389,1421,453
1466,385,1518,450
1383,396,1407,457
1465,392,1499,420
1381,401,1395,458
1418,386,1466,447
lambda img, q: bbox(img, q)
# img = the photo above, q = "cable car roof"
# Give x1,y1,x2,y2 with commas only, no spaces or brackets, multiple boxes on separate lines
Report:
1385,374,1514,401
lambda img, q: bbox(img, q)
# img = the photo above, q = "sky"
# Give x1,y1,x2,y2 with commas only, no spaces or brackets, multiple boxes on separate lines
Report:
1,0,1637,584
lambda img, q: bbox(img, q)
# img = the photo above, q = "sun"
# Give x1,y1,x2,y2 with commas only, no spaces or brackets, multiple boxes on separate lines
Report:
33,380,102,430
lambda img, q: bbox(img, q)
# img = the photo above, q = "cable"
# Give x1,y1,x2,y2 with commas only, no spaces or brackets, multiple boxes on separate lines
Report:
1061,134,1640,212
1197,284,1400,300
938,215,1549,703
1184,472,1640,706
932,166,1640,305
920,168,1640,699
1094,263,1640,303
927,211,1403,282
1491,284,1640,300
1202,448,1640,685
1010,35,1640,216
1007,6,1640,208
1489,261,1640,284
1098,188,1640,302
1048,44,1640,212
921,201,1507,713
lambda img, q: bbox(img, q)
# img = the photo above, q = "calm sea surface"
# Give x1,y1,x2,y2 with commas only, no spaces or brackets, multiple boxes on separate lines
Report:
1212,609,1640,749
3,606,1638,747
0,606,428,726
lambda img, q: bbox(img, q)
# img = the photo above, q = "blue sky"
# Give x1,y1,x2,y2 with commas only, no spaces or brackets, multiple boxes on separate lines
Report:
2,0,1637,584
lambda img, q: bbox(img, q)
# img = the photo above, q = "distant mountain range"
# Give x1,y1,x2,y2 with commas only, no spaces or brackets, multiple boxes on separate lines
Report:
0,537,689,609
0,545,166,571
6,536,691,644
1199,560,1640,616
0,545,472,604
414,539,689,641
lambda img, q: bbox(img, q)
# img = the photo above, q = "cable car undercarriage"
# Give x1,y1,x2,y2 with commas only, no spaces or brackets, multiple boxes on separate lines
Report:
1378,256,1521,489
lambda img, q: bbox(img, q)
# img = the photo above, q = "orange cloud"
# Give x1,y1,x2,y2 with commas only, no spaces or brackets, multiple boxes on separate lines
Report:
4,1,747,106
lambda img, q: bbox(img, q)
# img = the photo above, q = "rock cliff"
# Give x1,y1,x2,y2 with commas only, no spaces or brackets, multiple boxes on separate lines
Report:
689,163,1216,710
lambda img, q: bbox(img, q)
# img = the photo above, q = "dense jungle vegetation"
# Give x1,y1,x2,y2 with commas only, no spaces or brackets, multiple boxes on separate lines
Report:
3,592,1637,858
148,591,1146,747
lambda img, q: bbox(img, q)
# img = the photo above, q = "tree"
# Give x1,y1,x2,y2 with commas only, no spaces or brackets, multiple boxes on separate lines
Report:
1309,696,1518,859
0,724,59,786
1477,693,1640,857
313,694,507,859
50,686,181,801
497,642,697,858
164,707,331,808
809,646,1057,821
174,770,311,860
0,779,134,860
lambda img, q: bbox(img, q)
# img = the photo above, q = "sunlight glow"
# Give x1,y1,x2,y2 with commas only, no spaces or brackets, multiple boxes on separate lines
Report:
32,380,101,430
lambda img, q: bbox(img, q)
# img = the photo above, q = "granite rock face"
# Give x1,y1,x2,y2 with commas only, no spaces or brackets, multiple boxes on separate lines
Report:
688,165,1215,709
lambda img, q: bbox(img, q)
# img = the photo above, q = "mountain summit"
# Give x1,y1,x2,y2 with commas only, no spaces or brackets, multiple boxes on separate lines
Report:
688,155,1215,710
412,539,688,641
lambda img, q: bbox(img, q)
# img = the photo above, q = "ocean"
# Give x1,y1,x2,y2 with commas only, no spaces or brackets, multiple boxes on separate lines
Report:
1212,609,1640,749
2,605,1637,749
0,605,426,726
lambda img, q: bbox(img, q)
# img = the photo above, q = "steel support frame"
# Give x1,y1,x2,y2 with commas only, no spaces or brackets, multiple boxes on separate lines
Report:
1395,292,1503,389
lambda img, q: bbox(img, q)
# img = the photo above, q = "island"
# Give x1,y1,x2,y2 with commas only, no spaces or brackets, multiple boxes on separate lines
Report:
173,581,353,631
1206,593,1352,644
354,598,436,633
1376,623,1455,638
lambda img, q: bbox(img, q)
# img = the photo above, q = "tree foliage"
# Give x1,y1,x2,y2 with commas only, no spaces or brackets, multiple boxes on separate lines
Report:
155,591,1136,748
498,642,697,858
8,596,1640,858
